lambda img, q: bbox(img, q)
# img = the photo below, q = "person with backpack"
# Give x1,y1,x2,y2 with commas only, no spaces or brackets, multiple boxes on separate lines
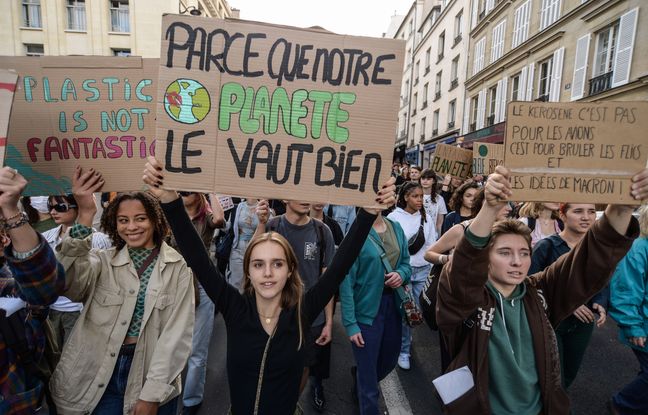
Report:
435,165,647,414
50,166,195,415
143,156,396,414
517,202,563,247
310,204,344,247
387,181,436,370
0,167,64,414
340,209,411,414
253,199,336,412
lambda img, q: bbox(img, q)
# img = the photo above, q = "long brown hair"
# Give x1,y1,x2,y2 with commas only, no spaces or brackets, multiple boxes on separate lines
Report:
242,231,305,349
101,192,170,251
449,182,480,213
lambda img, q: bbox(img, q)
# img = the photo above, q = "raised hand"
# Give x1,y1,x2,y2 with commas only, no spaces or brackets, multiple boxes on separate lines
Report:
143,156,179,203
484,165,512,207
0,167,27,218
72,166,104,226
363,176,397,215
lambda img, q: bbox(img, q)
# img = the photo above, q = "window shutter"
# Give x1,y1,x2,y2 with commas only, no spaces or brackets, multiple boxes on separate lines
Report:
549,47,564,101
494,79,502,123
526,62,535,100
540,0,549,30
491,20,506,63
474,37,485,75
522,0,531,43
512,6,521,48
519,66,528,100
471,0,479,29
463,97,471,133
571,34,590,100
611,8,638,88
477,88,486,129
499,76,508,121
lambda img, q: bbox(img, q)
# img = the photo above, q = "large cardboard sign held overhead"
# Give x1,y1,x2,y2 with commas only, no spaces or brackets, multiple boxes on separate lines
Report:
505,101,648,204
430,144,473,179
0,70,18,164
472,143,504,175
156,15,405,206
0,56,158,196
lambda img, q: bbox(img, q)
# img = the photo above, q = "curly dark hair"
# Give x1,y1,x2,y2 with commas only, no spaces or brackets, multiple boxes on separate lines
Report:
100,192,170,251
397,181,426,222
448,181,480,212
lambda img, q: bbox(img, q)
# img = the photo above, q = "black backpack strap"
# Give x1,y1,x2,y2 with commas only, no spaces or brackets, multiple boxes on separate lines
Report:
313,219,327,274
527,217,536,231
327,205,334,218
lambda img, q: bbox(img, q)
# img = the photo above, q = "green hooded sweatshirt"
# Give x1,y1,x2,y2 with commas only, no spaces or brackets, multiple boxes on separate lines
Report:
486,281,542,415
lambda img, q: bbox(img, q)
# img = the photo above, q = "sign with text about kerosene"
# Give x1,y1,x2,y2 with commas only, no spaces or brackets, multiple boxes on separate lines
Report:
505,101,648,204
156,15,404,206
0,56,158,196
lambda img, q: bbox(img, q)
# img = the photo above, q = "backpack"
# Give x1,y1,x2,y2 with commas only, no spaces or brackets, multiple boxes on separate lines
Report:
214,202,240,262
0,305,60,414
267,216,328,273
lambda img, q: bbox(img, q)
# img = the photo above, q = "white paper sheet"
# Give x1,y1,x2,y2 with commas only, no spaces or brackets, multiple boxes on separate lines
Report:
432,365,475,405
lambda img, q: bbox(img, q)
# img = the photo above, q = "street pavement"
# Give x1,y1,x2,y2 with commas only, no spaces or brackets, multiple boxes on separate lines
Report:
196,309,636,414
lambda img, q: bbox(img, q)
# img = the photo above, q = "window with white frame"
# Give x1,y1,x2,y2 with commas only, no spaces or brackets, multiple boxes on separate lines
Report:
470,96,479,131
491,19,506,63
473,37,486,75
438,31,445,61
593,22,619,77
540,0,561,30
435,71,442,98
67,0,86,31
537,57,553,100
421,117,427,140
404,79,410,101
413,93,418,114
433,110,440,134
422,83,428,108
425,48,431,72
512,0,531,48
451,56,459,83
25,43,44,56
511,72,521,101
415,61,420,84
487,85,497,125
110,0,130,32
22,0,41,28
448,99,456,127
454,11,463,42
411,123,416,144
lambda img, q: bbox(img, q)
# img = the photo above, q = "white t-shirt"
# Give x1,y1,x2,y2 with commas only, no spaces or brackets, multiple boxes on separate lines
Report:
387,207,436,268
41,225,112,312
423,194,448,231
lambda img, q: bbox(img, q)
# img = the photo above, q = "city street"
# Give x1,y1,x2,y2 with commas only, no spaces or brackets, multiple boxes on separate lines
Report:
197,308,637,414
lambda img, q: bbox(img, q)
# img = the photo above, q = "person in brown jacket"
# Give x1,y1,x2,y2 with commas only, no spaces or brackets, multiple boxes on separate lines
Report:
435,165,648,415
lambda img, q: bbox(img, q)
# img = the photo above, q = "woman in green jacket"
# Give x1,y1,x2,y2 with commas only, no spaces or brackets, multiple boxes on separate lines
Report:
339,213,411,415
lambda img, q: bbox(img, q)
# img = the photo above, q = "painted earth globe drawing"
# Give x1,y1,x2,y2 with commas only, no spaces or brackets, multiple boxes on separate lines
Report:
164,79,211,124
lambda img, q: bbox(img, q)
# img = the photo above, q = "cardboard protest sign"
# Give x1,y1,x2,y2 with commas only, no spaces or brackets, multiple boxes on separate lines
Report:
505,101,648,204
156,15,404,206
430,144,473,179
0,56,158,195
472,143,504,175
0,70,18,164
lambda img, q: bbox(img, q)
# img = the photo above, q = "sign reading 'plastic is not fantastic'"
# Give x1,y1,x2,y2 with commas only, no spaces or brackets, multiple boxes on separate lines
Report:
156,15,405,207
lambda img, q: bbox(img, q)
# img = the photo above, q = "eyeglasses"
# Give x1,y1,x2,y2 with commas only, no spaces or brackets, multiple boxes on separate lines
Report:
178,191,196,197
48,202,77,213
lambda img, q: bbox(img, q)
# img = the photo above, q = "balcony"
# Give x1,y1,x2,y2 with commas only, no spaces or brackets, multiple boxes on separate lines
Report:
437,53,444,63
479,10,485,21
420,134,426,141
470,122,476,132
425,66,431,75
535,94,549,102
448,121,455,129
414,77,419,86
486,115,495,126
432,128,438,136
421,101,428,109
434,92,441,101
589,71,613,96
399,130,407,139
453,35,462,46
450,79,458,90
412,109,417,115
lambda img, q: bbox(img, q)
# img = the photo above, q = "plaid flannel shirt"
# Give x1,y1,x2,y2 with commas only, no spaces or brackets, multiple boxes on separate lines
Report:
0,236,64,415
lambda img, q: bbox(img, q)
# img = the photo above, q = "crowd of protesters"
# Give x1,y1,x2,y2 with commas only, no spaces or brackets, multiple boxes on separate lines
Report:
1,157,648,415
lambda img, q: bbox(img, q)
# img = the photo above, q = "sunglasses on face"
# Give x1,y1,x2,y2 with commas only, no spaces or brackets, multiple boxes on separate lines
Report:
178,191,196,197
48,202,77,213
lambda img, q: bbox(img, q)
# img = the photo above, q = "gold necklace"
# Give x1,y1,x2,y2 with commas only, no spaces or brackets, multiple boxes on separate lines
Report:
258,311,280,324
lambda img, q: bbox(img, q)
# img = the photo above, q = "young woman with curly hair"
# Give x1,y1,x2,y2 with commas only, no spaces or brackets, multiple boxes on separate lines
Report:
50,166,195,415
440,181,480,236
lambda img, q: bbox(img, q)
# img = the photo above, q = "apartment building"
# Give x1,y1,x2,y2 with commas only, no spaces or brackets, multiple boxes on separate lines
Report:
1,0,238,58
462,0,647,147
